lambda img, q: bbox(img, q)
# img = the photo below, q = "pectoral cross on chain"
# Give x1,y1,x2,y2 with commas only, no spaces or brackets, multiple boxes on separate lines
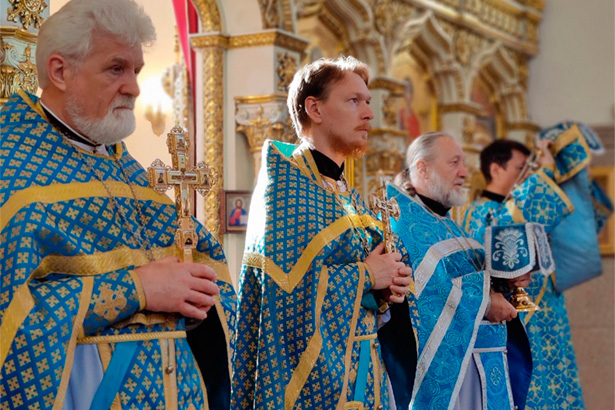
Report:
147,125,215,263
369,172,400,254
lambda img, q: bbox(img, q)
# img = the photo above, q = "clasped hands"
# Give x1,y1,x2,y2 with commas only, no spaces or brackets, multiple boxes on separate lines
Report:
364,243,413,304
135,256,220,320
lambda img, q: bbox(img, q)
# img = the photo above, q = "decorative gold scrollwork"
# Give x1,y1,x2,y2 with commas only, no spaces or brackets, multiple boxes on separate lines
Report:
7,0,48,29
1,42,38,102
276,51,298,92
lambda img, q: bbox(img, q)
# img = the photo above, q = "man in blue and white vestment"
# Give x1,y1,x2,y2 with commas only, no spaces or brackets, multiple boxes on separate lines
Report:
462,127,608,409
389,132,532,410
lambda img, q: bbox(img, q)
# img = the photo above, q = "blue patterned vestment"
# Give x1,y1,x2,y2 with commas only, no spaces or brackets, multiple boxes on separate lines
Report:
388,185,519,410
539,122,607,291
0,91,237,409
231,141,416,410
462,163,584,410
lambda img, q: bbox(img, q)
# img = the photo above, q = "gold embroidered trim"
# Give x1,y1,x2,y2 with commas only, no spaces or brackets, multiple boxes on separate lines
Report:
337,264,367,409
30,246,176,279
294,145,323,186
343,401,365,410
353,333,377,341
285,265,330,409
506,200,526,224
360,262,375,290
1,180,173,231
370,340,381,407
0,284,34,368
77,331,187,345
129,269,147,310
162,338,179,410
551,124,592,183
52,277,94,410
243,214,378,293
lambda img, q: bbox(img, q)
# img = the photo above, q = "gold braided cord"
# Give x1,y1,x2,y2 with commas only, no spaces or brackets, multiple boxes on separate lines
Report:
77,331,187,345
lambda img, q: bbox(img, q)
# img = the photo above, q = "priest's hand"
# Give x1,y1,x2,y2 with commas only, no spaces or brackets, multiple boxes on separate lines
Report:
135,256,220,320
388,266,413,303
537,139,555,167
485,292,517,323
509,272,531,288
364,243,407,292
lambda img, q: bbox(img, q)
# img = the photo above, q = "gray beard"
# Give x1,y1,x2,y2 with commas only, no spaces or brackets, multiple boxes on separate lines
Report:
427,168,467,208
66,96,136,145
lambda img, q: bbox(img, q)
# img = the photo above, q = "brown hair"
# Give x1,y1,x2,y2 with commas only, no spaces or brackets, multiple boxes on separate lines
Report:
287,55,370,137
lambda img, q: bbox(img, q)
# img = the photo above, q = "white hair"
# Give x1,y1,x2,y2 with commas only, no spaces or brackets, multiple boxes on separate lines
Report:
37,0,156,89
394,132,452,193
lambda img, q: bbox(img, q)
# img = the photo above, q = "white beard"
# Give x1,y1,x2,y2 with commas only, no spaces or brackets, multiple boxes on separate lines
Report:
67,95,136,145
427,168,467,208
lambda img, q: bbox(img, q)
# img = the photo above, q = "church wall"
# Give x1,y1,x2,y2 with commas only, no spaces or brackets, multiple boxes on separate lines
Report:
222,46,278,284
527,0,614,126
220,0,263,34
529,3,614,409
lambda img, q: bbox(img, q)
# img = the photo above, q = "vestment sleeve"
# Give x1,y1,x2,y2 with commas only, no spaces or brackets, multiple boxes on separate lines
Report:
507,168,574,232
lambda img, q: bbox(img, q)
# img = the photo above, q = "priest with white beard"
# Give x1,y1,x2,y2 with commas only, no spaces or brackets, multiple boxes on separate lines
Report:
387,132,533,410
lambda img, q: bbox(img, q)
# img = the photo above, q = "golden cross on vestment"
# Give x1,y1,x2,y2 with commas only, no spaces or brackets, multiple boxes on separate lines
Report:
369,172,400,254
147,125,215,263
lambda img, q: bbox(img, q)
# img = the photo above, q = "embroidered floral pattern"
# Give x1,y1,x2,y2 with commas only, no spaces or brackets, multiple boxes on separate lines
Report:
492,228,527,269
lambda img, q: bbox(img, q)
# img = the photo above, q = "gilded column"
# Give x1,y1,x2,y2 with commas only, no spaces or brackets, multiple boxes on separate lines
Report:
1,0,49,107
191,34,227,237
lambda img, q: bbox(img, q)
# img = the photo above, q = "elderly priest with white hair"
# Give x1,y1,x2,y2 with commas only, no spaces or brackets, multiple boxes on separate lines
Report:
387,132,533,410
0,1,236,409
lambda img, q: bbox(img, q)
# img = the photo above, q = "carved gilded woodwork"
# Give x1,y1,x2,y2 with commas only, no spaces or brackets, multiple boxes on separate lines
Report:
235,94,298,176
6,0,47,29
190,0,221,32
199,46,224,238
292,0,544,198
256,0,295,31
227,31,309,54
235,94,296,153
276,51,298,92
258,0,282,29
1,35,38,105
382,93,397,128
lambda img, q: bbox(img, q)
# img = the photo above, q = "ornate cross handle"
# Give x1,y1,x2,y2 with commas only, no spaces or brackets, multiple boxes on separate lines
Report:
147,125,216,262
369,172,400,254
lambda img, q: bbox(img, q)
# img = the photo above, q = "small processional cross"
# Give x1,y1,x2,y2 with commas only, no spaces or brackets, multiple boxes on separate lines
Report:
369,172,401,254
147,125,215,263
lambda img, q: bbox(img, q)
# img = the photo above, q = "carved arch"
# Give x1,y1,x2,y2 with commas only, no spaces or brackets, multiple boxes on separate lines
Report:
393,11,463,104
297,0,387,75
190,0,222,31
470,43,528,124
